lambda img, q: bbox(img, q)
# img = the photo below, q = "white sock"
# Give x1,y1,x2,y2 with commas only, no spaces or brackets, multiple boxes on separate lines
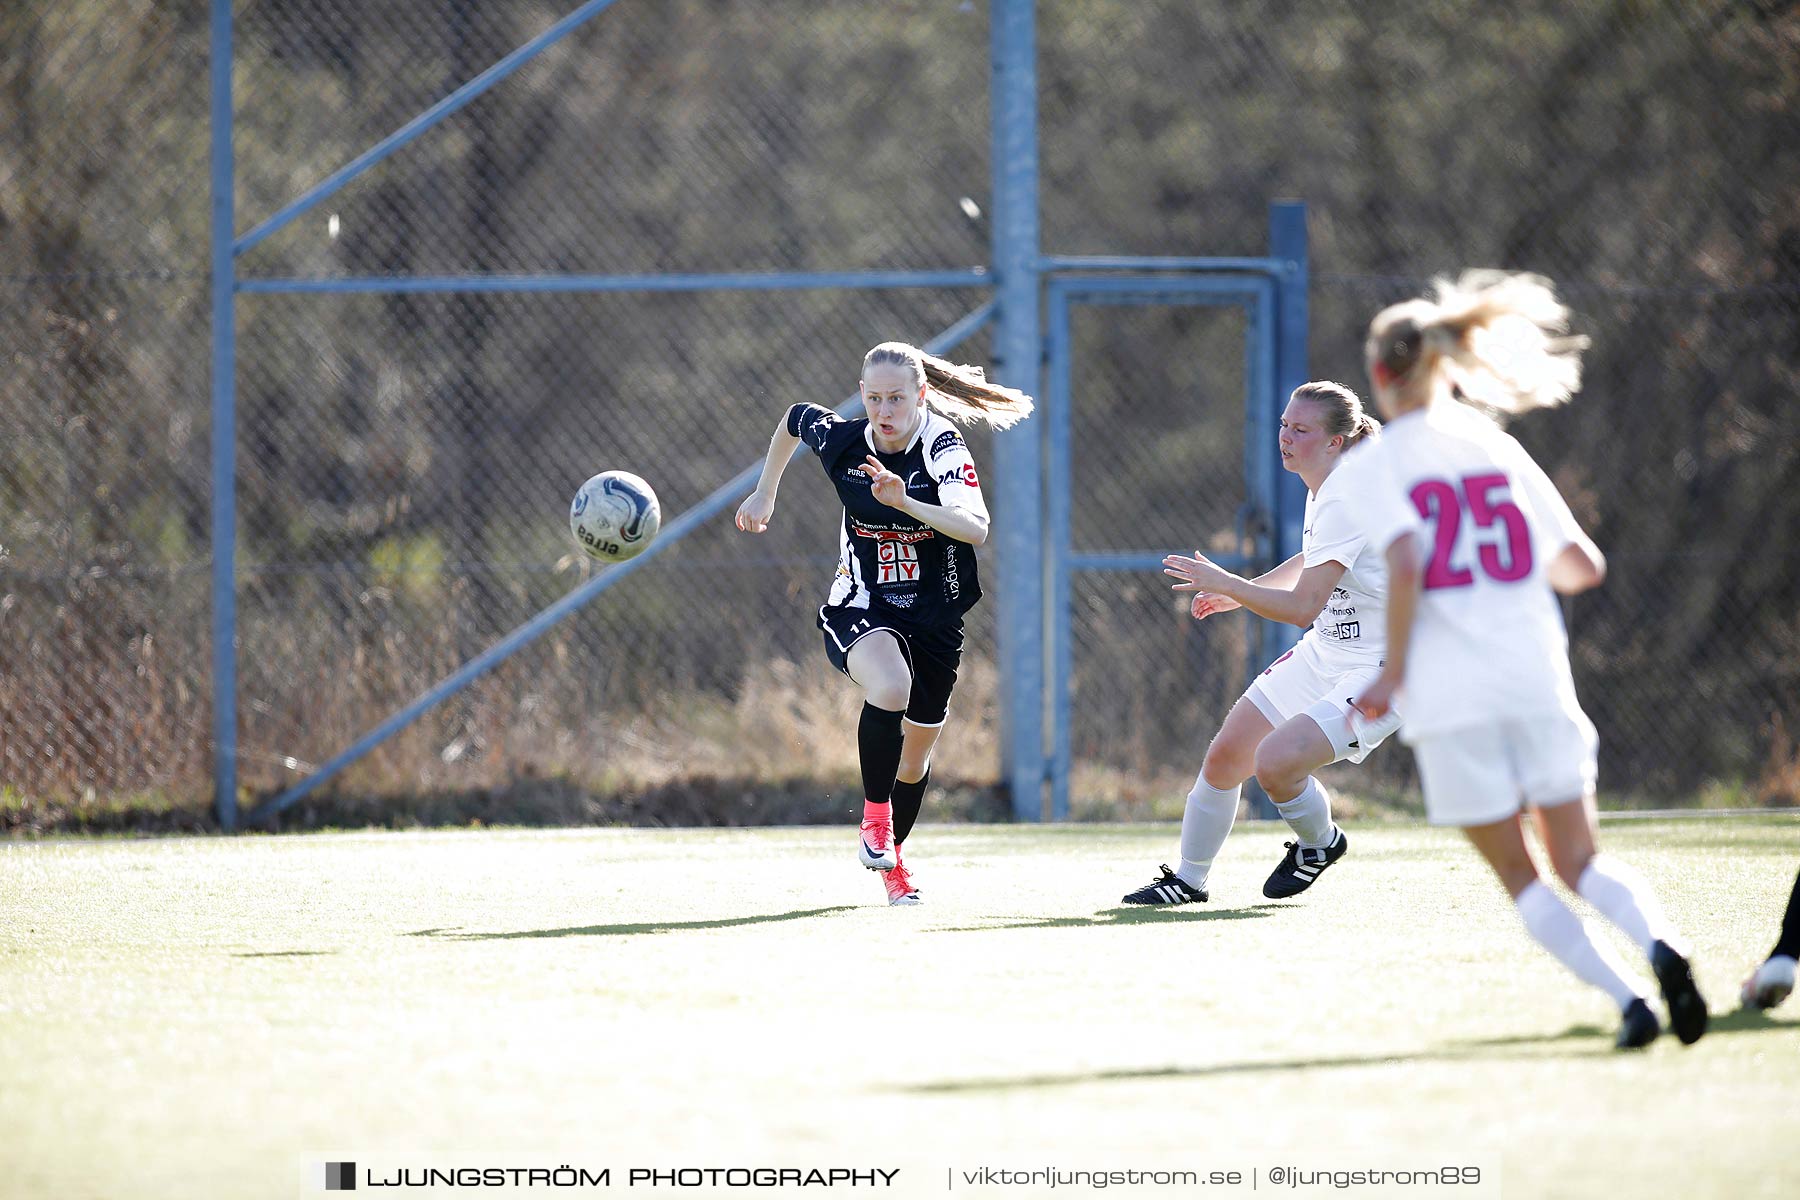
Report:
1273,776,1335,849
1576,854,1676,957
1516,879,1649,1010
1177,776,1240,890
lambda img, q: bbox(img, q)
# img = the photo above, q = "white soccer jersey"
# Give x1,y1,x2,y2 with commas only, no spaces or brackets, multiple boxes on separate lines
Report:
1334,401,1589,740
1300,466,1388,664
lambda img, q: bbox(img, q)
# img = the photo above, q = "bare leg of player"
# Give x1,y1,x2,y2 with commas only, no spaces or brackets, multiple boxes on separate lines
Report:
1462,814,1661,1049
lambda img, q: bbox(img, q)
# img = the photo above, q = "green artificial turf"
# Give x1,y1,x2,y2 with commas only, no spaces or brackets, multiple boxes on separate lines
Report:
1,818,1795,1199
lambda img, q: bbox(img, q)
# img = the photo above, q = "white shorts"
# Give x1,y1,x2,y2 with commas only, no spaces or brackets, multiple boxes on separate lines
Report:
1411,709,1599,827
1243,636,1401,766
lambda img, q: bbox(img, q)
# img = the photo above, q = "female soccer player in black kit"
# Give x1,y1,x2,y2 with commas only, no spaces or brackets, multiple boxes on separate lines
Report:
735,342,1033,905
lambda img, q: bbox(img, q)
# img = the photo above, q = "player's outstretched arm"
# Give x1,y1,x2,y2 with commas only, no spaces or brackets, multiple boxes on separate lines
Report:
1254,552,1306,591
1185,554,1300,621
735,422,801,534
1164,551,1344,627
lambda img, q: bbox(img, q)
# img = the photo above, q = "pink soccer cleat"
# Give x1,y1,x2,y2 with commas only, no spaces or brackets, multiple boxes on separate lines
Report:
858,800,897,871
883,859,922,906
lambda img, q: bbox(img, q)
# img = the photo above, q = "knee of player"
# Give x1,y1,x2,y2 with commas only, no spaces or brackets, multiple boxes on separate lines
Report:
1251,741,1299,789
1200,740,1253,788
868,679,911,712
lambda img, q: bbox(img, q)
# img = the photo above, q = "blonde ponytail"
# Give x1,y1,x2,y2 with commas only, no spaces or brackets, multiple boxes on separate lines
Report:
863,342,1036,430
1372,271,1589,417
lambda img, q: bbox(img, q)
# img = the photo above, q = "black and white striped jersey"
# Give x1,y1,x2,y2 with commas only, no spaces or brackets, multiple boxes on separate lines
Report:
786,402,986,627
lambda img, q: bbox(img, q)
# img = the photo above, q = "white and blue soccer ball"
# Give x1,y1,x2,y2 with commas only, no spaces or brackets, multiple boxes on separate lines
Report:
570,470,661,562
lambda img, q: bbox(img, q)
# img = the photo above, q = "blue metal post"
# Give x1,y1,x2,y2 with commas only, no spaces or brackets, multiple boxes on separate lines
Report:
1270,201,1310,569
1244,283,1282,820
237,269,992,296
209,0,238,831
1045,285,1073,821
990,0,1044,821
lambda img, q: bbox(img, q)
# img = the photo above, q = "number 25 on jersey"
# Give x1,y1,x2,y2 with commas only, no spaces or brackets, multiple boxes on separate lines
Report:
1409,472,1533,589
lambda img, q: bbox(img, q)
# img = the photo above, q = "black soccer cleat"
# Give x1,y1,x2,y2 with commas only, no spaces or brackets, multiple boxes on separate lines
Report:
1615,997,1661,1050
1651,939,1709,1045
1121,865,1208,906
1262,828,1349,899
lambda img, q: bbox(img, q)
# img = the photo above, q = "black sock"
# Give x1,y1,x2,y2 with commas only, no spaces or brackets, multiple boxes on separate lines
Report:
1773,866,1800,960
892,769,930,845
858,704,906,809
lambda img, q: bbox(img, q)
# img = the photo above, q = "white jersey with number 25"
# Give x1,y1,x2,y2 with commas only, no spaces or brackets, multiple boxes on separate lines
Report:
1333,401,1589,741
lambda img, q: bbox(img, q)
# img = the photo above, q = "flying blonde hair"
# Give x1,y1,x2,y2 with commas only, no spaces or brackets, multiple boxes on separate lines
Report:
1368,270,1590,416
863,342,1036,431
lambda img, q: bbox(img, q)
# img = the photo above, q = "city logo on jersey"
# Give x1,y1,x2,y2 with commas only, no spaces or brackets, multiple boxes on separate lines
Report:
875,540,921,585
930,430,964,457
808,414,835,446
850,519,932,586
937,463,978,488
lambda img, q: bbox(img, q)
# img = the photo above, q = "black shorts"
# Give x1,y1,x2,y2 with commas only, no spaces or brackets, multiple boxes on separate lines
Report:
817,604,964,726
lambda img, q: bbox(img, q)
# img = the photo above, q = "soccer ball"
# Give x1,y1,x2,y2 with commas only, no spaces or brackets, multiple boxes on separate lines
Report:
570,470,661,562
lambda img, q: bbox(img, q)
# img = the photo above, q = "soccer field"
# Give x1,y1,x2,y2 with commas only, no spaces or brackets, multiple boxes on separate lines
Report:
2,818,1795,1200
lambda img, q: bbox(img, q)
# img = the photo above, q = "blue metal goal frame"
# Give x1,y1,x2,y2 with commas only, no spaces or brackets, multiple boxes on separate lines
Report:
1045,273,1273,821
208,0,1305,828
1039,206,1309,819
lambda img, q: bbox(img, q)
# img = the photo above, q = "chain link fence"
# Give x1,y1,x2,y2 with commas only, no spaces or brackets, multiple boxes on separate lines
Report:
1038,0,1800,809
3,1,1795,824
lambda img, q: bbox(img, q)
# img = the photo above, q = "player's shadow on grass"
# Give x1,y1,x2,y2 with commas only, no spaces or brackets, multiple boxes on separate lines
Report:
934,905,1279,933
903,1009,1789,1093
412,906,858,941
231,950,335,958
1459,1003,1791,1046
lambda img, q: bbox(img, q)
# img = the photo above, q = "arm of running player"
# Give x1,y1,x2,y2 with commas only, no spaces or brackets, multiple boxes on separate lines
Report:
1547,535,1606,594
1164,550,1344,627
1510,441,1605,594
863,454,990,545
1185,552,1303,620
735,421,801,533
1352,534,1421,720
